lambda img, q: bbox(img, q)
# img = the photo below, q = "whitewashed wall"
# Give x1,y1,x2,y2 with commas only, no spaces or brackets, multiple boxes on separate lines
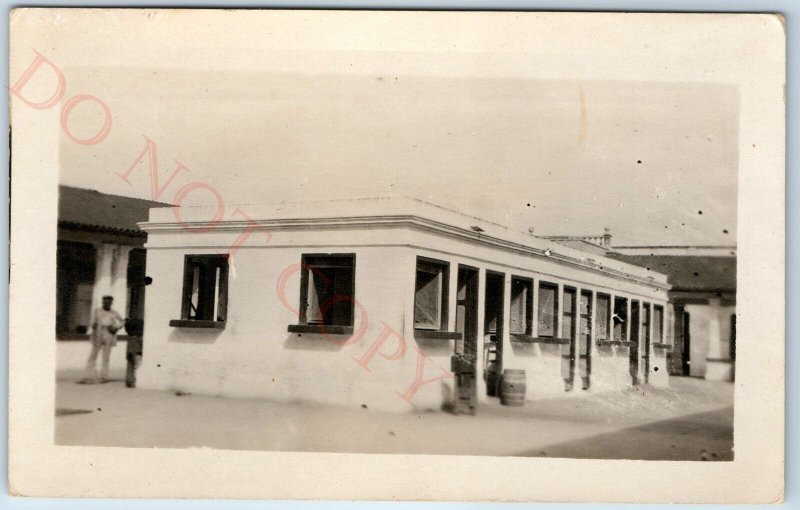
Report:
139,200,670,412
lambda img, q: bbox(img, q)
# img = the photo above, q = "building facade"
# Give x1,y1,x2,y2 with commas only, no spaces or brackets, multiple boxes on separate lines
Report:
138,198,671,413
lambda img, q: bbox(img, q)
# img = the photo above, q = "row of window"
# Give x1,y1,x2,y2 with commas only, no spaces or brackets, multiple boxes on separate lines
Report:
413,256,665,342
177,254,358,326
175,253,664,344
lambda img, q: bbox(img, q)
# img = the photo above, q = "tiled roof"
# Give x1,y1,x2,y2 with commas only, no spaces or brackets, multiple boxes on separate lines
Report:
607,253,736,291
58,185,171,234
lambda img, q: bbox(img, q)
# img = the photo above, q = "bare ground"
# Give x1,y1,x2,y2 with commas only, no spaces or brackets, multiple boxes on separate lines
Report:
55,375,733,460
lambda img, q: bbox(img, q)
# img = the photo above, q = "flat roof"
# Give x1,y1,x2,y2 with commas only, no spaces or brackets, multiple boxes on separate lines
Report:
144,196,669,286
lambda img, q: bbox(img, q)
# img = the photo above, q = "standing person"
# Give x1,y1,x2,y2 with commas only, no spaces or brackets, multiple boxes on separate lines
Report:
79,295,124,384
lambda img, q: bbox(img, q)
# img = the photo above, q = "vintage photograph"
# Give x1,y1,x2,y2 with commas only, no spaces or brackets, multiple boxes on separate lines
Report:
52,80,738,458
8,9,784,502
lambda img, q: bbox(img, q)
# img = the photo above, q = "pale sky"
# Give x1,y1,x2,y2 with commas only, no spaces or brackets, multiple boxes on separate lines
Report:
59,65,738,246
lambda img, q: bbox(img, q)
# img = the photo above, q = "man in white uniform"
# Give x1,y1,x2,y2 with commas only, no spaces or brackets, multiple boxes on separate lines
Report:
79,295,124,384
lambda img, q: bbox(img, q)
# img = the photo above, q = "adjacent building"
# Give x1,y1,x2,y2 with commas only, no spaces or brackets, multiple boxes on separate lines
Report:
609,246,737,381
543,232,737,382
137,197,671,413
56,185,169,338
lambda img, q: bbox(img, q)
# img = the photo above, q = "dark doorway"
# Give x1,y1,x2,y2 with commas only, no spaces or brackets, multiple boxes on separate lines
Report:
561,287,577,390
641,303,651,383
452,265,479,414
682,311,691,375
729,314,736,361
578,290,592,390
56,241,96,336
629,300,640,385
483,271,505,397
127,248,147,320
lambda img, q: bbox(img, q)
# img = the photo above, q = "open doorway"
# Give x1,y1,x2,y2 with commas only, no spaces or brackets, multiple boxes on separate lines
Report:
641,303,651,383
452,265,479,414
561,287,577,390
681,311,691,375
578,290,592,390
483,271,505,397
629,300,641,385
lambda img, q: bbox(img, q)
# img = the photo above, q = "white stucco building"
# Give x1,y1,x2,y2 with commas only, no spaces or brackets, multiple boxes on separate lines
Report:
137,197,671,413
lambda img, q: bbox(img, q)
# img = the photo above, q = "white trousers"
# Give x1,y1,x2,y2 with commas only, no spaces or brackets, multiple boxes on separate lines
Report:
85,341,113,380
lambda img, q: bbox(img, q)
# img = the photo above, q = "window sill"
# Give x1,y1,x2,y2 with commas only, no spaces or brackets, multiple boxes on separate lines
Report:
596,340,635,347
512,335,570,345
57,334,133,341
169,320,226,329
56,333,91,341
652,342,673,350
414,330,463,340
287,324,354,335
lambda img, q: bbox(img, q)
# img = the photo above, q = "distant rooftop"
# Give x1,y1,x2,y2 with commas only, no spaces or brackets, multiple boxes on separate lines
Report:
611,245,737,257
541,229,736,290
607,253,736,291
541,231,613,247
58,185,171,235
542,229,736,258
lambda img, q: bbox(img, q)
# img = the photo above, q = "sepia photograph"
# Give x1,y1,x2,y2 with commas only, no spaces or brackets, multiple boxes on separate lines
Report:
52,80,737,459
8,8,785,502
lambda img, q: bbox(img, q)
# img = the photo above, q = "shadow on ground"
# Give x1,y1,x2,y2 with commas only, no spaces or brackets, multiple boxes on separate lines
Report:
523,406,733,461
55,408,94,417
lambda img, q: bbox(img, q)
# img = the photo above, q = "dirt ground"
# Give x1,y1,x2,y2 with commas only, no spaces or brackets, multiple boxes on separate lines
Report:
55,372,733,460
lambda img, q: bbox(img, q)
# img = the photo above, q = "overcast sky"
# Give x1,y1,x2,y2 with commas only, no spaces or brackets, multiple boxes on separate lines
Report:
59,62,738,246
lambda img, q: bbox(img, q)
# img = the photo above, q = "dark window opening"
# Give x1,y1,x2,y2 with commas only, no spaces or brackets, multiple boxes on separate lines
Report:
595,294,611,341
510,277,533,335
537,282,559,337
613,296,628,341
654,305,664,342
414,259,449,330
300,254,356,327
181,255,229,322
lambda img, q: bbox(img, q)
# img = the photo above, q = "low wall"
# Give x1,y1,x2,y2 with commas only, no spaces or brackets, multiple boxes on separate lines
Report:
500,341,669,402
56,339,128,380
504,342,564,398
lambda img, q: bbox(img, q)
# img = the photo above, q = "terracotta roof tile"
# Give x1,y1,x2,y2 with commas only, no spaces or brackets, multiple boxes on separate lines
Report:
58,185,171,233
607,253,736,291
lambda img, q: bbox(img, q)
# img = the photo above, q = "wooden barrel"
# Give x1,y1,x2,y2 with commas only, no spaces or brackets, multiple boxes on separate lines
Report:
500,369,526,406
